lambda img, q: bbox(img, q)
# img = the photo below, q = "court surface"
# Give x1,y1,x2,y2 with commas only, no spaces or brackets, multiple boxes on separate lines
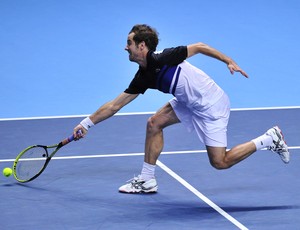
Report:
1,107,299,229
1,1,299,229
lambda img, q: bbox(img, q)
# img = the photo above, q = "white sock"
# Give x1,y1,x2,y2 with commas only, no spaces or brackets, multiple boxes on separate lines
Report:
140,162,156,181
251,134,273,150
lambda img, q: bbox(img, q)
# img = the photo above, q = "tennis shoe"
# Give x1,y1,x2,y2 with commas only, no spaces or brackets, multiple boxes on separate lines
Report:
266,126,290,164
119,176,158,193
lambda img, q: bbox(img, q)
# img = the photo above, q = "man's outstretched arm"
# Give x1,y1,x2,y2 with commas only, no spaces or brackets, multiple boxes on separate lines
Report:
187,42,248,78
74,92,139,138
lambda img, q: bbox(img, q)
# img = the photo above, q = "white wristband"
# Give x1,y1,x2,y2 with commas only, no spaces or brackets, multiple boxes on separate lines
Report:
80,117,95,130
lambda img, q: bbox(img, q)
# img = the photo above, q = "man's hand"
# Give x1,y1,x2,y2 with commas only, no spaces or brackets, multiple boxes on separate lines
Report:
228,62,249,78
73,125,87,140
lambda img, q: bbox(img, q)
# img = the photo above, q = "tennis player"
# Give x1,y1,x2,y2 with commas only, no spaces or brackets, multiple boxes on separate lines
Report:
74,24,290,193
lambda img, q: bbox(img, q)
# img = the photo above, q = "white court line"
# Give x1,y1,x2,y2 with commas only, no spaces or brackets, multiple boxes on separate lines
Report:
156,159,249,230
1,146,300,163
2,147,300,227
1,105,300,121
0,150,205,162
0,150,255,228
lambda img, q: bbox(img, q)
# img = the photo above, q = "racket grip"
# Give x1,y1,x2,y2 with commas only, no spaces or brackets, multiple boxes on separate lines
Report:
69,130,82,141
61,130,82,146
60,130,82,147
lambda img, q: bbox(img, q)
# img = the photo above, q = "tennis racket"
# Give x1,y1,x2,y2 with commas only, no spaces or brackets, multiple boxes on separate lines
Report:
13,131,81,183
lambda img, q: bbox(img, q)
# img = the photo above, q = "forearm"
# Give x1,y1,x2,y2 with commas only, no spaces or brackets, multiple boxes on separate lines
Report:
89,101,120,125
187,42,233,64
186,42,248,77
79,92,139,131
78,101,118,131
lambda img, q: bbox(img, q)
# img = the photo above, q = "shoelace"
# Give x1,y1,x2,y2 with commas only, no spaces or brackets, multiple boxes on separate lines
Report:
270,144,288,153
126,175,143,183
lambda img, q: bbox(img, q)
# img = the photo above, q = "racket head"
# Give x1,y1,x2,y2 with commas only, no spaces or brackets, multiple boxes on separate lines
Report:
13,145,50,183
13,131,79,183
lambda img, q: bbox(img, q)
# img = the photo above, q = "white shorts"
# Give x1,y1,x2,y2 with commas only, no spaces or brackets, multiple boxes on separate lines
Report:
169,93,230,147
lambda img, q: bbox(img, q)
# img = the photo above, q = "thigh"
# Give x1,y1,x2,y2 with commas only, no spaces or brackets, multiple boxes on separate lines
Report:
192,114,229,147
192,94,230,147
169,97,194,132
152,102,180,128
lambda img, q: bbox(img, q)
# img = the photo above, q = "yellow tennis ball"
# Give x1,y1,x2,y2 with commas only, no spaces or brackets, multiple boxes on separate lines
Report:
3,167,12,177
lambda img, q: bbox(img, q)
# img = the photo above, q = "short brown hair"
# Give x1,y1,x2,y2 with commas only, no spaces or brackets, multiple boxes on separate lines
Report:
129,24,159,51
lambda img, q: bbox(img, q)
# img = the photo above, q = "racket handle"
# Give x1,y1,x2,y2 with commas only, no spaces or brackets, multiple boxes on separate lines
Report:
61,130,82,146
68,135,75,142
69,130,82,141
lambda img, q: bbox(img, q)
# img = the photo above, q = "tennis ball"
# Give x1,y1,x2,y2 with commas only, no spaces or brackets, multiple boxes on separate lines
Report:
3,167,12,177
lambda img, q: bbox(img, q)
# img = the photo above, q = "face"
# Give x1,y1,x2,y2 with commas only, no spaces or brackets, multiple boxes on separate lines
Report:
125,32,143,62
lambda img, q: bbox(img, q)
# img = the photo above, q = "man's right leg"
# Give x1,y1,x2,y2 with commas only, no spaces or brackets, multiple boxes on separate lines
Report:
143,103,180,165
119,103,180,193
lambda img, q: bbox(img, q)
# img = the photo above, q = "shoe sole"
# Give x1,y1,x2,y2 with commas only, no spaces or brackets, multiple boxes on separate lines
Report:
119,186,158,194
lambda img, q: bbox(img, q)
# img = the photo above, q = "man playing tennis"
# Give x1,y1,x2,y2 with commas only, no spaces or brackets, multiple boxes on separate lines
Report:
74,24,289,193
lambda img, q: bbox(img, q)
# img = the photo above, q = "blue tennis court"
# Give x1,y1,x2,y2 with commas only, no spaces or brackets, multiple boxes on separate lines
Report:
1,108,300,229
1,0,300,229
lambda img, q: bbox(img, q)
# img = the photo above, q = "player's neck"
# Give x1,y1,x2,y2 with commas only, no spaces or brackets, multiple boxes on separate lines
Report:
138,60,147,68
135,52,148,68
139,50,149,68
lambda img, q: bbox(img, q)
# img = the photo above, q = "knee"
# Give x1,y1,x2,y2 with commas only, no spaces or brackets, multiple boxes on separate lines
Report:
146,116,162,133
209,158,231,170
207,147,232,170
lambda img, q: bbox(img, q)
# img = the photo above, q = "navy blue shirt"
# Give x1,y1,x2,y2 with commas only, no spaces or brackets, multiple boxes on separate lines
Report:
125,46,188,94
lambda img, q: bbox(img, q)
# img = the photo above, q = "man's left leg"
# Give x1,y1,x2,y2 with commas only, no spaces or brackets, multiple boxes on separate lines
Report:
206,142,257,169
206,126,290,169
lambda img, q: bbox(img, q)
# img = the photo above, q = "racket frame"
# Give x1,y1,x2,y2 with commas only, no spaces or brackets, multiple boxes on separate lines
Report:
13,133,76,183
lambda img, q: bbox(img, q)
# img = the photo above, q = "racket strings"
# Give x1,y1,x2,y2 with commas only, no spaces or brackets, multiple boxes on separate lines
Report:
15,147,48,181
